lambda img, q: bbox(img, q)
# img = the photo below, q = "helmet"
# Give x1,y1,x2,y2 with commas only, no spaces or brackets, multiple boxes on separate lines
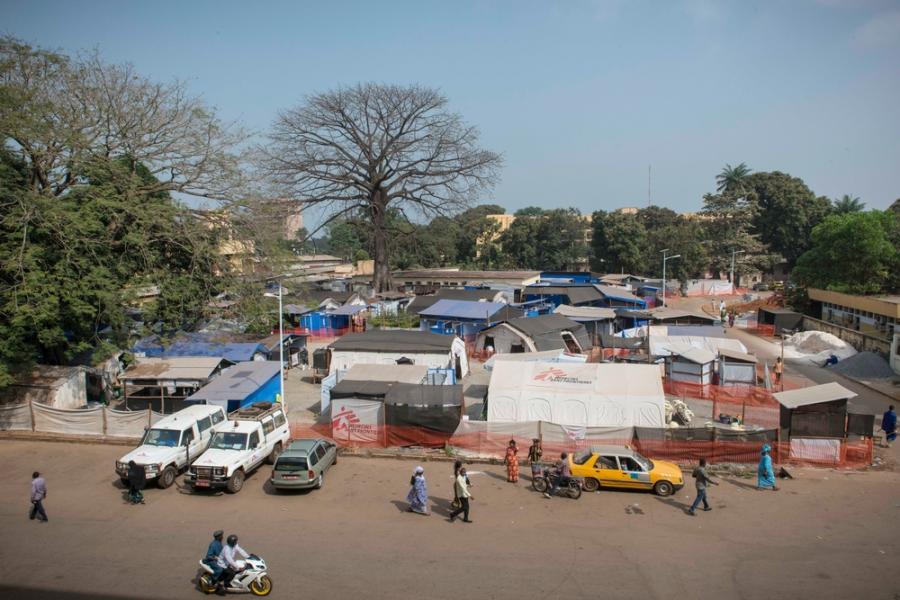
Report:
213,530,224,539
227,535,238,546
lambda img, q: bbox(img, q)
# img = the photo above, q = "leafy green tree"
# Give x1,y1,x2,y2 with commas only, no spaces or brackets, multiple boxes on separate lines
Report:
716,163,752,194
455,204,505,266
701,191,778,284
832,194,866,214
793,211,898,294
746,171,832,268
514,206,545,217
590,210,647,274
497,217,540,269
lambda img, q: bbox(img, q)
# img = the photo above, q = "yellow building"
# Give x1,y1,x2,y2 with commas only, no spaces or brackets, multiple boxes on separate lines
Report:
807,288,900,339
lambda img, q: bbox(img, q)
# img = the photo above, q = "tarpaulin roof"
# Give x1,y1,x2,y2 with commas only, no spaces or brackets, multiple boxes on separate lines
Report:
284,304,313,315
341,364,429,384
593,284,642,303
718,348,758,364
160,342,269,363
665,344,717,364
483,350,587,371
329,330,456,353
553,304,617,320
186,362,281,403
384,383,463,406
123,357,232,381
618,307,716,322
523,285,604,305
773,382,857,409
650,335,747,357
406,288,503,314
419,299,522,321
502,314,592,351
328,304,367,316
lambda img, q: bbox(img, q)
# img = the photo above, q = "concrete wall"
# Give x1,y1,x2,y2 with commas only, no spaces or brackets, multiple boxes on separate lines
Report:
801,316,891,357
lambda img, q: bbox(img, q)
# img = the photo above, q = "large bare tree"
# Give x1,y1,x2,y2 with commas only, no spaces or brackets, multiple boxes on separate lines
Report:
262,83,501,291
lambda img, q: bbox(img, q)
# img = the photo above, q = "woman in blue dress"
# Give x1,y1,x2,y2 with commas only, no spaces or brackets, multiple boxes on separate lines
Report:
406,466,429,515
757,444,779,491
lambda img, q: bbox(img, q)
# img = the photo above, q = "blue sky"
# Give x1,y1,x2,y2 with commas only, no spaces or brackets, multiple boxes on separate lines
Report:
2,0,899,214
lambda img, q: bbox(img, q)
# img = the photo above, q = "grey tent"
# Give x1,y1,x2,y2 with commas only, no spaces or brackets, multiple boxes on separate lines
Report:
474,314,591,354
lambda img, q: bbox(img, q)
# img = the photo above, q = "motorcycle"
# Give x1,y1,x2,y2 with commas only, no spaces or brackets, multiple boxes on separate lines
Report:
531,466,583,499
198,554,273,596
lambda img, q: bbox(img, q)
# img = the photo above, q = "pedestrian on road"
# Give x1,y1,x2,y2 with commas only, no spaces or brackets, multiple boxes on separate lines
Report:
881,405,897,447
528,437,543,480
728,311,736,328
773,357,784,386
504,439,519,483
687,458,717,516
757,444,779,491
30,471,48,522
451,460,471,510
406,466,429,515
127,460,146,504
449,467,472,523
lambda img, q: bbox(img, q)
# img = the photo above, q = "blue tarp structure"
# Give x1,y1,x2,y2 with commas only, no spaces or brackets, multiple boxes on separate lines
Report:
419,300,511,320
131,333,270,362
329,304,367,316
419,300,523,341
185,362,281,412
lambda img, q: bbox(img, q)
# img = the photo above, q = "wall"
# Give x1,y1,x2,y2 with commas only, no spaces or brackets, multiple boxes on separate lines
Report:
801,316,891,356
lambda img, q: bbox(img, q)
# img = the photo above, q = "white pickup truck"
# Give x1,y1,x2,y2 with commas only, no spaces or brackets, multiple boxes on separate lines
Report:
187,402,290,493
116,404,227,489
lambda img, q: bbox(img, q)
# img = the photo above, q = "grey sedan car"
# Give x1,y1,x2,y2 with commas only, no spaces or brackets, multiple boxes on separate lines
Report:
270,438,337,491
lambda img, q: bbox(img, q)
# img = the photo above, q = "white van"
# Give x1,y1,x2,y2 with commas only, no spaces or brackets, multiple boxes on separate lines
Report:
115,405,227,489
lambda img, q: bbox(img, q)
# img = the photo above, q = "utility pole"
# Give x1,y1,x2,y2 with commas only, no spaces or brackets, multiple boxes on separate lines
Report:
730,249,746,290
660,249,681,307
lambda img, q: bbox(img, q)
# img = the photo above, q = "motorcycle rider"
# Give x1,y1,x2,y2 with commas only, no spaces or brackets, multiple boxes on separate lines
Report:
217,534,250,590
543,452,571,499
203,530,225,589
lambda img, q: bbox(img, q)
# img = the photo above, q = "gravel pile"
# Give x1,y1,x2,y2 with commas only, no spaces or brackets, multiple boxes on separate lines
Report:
829,351,896,380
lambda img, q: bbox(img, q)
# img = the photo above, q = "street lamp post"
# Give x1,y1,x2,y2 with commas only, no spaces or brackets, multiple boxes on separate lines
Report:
660,249,681,307
264,283,286,414
729,249,746,290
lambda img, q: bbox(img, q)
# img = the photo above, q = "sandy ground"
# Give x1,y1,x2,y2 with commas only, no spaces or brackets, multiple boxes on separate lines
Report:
2,440,899,600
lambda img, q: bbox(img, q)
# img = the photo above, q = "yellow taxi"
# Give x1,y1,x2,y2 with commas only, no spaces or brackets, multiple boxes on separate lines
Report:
568,445,684,496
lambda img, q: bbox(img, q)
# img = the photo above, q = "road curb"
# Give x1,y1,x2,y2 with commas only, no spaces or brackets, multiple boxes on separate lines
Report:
0,431,139,446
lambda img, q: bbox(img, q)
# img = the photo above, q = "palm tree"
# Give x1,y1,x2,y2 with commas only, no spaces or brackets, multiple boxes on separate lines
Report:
832,194,865,214
716,163,752,194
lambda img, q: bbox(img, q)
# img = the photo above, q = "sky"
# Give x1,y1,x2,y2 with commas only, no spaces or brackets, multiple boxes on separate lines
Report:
2,0,899,215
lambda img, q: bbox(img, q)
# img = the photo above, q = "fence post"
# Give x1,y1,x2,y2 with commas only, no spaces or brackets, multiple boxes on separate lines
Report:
148,407,152,428
102,407,108,436
29,399,35,432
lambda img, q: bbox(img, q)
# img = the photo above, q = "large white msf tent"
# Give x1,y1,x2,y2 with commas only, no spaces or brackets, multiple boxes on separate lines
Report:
487,361,665,428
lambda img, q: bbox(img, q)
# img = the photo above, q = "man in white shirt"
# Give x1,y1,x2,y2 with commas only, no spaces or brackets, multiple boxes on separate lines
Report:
217,534,249,588
448,467,473,523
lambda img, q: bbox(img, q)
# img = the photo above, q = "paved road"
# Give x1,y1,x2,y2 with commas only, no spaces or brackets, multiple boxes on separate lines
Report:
2,440,899,600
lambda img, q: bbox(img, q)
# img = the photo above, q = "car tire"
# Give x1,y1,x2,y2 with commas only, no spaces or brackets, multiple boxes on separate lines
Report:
315,472,324,490
332,452,338,465
158,465,176,489
583,478,600,492
654,480,674,496
226,469,245,494
267,442,283,465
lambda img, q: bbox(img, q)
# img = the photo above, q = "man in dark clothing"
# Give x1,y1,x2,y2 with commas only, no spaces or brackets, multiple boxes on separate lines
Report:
127,461,146,504
544,453,571,498
204,530,225,588
882,405,897,447
688,458,718,516
30,472,48,522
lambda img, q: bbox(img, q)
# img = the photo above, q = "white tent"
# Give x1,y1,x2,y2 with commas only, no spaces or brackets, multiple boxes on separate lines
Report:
487,361,665,428
650,335,747,357
483,349,587,371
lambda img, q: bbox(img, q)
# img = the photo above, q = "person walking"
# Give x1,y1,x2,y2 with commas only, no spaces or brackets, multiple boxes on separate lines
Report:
406,466,429,515
127,460,146,504
757,444,779,491
687,458,717,516
728,311,736,328
504,439,519,483
448,467,473,523
882,405,897,448
773,357,784,387
451,460,471,510
30,471,48,522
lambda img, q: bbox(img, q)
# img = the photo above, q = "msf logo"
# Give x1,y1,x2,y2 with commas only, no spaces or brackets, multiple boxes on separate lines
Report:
533,367,591,385
332,406,361,433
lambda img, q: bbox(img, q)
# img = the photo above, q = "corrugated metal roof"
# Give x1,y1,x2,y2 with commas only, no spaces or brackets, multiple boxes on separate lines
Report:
665,344,717,364
419,299,520,321
773,382,857,409
341,364,429,384
718,348,758,363
407,289,504,314
329,330,456,353
123,357,230,381
329,304,367,316
553,304,617,320
186,362,281,402
593,284,642,303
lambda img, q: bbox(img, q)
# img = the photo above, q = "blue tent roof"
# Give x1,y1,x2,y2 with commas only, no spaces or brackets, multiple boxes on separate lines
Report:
160,342,269,363
186,362,281,404
419,299,519,321
328,304,367,316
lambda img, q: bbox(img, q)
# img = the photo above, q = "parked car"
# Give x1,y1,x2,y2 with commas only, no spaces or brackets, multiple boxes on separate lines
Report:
568,445,684,496
186,402,290,493
115,404,227,489
270,438,337,491
753,282,770,291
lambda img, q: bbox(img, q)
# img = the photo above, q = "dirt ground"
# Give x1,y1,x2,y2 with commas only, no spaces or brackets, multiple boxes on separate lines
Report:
2,440,899,600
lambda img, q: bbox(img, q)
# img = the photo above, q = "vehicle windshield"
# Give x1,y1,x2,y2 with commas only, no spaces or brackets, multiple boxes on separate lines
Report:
210,432,247,451
633,452,652,471
572,450,593,465
275,457,308,471
142,428,180,447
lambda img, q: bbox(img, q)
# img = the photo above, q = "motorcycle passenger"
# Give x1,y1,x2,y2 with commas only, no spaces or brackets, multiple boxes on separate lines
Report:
543,452,571,499
217,534,249,589
203,530,225,588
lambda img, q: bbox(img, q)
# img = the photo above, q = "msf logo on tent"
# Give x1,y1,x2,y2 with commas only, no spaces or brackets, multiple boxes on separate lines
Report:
332,406,361,433
533,367,591,385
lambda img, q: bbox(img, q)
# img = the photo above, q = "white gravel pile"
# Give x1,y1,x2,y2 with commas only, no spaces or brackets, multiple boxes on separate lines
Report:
782,331,857,366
